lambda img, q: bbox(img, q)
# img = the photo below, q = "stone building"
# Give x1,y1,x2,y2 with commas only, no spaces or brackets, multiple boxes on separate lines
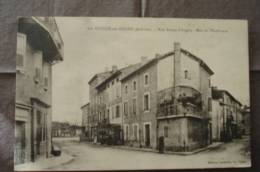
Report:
87,71,114,142
81,103,90,137
52,122,82,137
85,42,214,151
212,87,243,142
241,106,250,135
121,42,214,151
89,64,140,144
15,17,63,164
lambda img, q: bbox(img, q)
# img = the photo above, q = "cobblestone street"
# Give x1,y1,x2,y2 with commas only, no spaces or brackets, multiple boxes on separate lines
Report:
47,136,251,170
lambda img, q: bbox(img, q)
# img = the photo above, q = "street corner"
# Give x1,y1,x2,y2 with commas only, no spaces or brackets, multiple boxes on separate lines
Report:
15,152,74,171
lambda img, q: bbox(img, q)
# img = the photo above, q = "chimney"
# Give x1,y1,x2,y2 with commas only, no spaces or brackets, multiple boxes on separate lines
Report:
174,42,181,51
104,67,109,72
173,42,181,89
140,56,148,64
155,54,160,59
112,65,118,72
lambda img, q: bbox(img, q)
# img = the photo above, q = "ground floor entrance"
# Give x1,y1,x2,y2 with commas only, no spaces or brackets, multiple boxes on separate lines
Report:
15,121,26,164
30,98,51,162
144,124,151,147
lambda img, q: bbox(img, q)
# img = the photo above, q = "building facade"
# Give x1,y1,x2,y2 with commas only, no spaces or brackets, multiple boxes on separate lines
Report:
52,122,82,137
83,42,214,152
121,43,214,151
212,87,243,142
15,17,63,164
81,103,90,137
241,106,250,135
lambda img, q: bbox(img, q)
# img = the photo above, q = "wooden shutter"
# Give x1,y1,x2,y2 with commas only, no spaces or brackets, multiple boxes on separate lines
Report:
16,33,27,71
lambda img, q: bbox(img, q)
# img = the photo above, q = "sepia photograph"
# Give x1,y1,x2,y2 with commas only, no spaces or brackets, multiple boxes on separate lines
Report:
14,17,251,171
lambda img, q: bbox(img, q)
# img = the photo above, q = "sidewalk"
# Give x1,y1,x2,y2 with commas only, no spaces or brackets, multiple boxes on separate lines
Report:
15,153,74,171
85,141,223,155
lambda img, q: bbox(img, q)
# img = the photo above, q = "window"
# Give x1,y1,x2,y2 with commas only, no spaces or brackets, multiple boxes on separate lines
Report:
126,125,129,141
164,126,168,137
124,102,128,116
134,124,138,140
144,74,149,85
208,98,212,111
17,54,24,70
43,63,49,90
144,93,150,111
116,105,120,118
34,68,41,83
107,109,110,120
116,84,120,98
133,98,137,115
208,78,211,87
184,70,189,79
44,77,48,90
34,51,43,83
112,106,115,119
125,85,128,94
133,81,137,91
16,33,27,71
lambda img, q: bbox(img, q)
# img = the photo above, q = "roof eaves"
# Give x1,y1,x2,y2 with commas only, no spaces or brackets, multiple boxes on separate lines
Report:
121,58,158,82
216,89,242,106
96,70,121,89
181,49,214,75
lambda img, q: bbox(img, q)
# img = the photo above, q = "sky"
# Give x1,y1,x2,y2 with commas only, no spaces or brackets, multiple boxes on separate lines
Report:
52,17,249,125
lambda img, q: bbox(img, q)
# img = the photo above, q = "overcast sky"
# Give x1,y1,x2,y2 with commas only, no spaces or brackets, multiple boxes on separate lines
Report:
52,17,249,124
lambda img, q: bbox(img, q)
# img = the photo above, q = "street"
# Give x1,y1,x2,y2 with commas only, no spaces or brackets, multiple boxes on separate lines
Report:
47,136,251,170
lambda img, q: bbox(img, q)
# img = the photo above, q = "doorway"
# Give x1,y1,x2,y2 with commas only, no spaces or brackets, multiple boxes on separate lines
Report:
15,121,26,164
145,124,150,147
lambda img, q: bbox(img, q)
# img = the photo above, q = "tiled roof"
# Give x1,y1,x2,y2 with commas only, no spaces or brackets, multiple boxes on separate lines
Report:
95,63,141,89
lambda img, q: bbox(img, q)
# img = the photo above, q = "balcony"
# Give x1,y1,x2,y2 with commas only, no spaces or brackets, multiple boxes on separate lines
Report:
157,86,203,120
18,17,64,62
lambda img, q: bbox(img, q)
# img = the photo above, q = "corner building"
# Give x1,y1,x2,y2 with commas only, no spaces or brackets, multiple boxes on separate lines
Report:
15,17,64,164
121,42,214,151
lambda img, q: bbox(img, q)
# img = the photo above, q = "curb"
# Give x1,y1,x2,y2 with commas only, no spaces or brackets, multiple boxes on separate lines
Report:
14,153,74,171
81,141,224,156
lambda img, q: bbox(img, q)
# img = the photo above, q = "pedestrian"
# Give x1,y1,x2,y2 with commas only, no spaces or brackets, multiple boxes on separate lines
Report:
159,136,165,153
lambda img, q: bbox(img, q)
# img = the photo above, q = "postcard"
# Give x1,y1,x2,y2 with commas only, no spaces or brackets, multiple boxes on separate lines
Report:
14,17,251,170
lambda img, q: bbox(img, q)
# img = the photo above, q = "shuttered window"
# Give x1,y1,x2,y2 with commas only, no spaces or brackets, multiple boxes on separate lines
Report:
16,33,27,71
144,93,150,111
124,102,128,116
34,51,43,84
134,124,138,140
164,126,168,137
133,98,137,115
35,68,41,83
116,105,120,118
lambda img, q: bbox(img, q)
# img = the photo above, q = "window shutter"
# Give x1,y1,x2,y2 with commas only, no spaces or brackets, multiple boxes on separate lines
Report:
34,68,41,83
16,54,24,67
16,33,27,70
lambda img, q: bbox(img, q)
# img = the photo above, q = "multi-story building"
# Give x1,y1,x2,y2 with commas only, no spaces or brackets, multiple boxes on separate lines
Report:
89,64,140,144
81,103,90,136
84,42,214,152
212,87,243,142
241,106,250,135
87,70,114,142
15,17,63,164
121,42,214,151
